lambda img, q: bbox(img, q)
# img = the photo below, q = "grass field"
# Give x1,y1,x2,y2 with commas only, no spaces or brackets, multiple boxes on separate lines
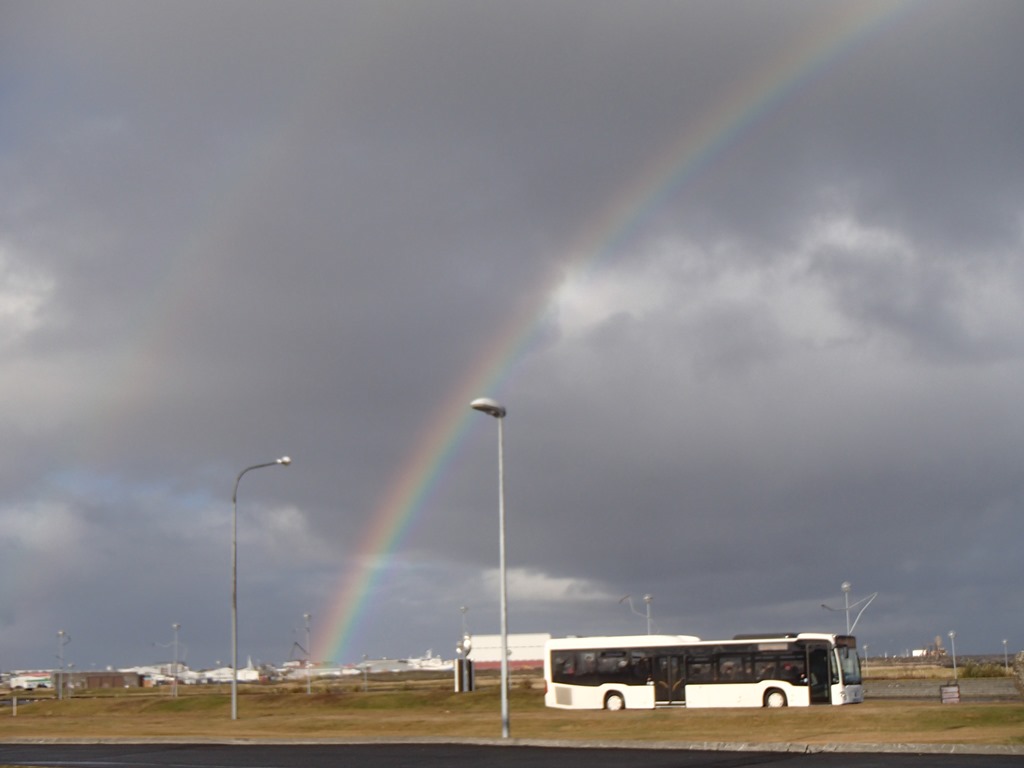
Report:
1,681,1023,747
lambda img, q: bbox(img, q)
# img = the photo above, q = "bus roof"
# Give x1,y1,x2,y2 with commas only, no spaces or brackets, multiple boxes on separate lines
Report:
545,632,855,650
545,634,701,649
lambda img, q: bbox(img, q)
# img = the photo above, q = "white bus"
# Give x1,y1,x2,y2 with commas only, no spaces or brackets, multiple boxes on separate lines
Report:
544,632,863,710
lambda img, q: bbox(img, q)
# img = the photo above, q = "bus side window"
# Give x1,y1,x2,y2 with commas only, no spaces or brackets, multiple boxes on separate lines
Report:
754,659,776,681
779,653,806,684
580,652,596,674
596,651,627,676
552,652,575,681
631,652,652,680
687,657,713,683
717,654,752,683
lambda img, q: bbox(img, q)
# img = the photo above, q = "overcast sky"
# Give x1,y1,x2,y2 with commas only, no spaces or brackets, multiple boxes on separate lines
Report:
2,0,1023,673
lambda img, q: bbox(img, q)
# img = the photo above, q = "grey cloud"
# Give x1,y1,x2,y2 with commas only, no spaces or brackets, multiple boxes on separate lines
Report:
1,1,1023,670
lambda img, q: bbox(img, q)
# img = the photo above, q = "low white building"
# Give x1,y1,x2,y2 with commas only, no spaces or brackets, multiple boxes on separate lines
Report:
465,633,550,669
201,659,261,683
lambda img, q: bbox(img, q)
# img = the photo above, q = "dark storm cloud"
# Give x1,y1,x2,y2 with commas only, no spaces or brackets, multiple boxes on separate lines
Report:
1,1,1023,671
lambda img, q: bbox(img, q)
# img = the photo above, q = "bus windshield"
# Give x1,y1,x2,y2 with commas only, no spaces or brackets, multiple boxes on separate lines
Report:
837,645,862,685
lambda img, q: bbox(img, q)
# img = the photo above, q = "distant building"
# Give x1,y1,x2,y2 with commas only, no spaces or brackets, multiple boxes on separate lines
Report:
84,672,143,689
911,636,948,658
466,633,550,669
337,650,453,675
9,671,52,690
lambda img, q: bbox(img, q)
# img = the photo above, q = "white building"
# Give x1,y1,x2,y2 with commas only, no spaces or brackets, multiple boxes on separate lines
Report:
465,633,550,669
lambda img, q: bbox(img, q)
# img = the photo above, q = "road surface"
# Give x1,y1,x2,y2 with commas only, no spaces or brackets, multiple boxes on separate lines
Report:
0,743,1021,768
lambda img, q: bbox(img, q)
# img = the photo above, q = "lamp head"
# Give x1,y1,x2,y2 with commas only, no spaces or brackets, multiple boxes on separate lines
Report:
470,397,506,418
277,456,292,466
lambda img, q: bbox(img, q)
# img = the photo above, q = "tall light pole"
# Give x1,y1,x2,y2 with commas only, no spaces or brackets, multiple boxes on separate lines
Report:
470,396,509,740
948,631,958,681
231,456,291,720
643,594,653,635
304,613,312,695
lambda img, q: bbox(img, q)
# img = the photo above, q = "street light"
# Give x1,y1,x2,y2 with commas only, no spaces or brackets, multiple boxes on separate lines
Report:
619,594,655,634
821,581,877,635
1003,639,1009,672
231,456,291,720
470,396,509,740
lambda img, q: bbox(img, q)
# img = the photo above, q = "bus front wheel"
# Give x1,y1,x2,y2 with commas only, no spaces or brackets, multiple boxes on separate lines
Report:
604,692,626,711
764,689,788,708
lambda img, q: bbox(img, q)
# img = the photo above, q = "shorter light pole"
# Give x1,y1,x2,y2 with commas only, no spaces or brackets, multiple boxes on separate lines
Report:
948,631,958,681
1003,639,1009,672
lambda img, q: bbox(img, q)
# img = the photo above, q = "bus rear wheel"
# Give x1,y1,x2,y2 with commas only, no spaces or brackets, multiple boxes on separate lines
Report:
604,692,625,711
764,689,788,708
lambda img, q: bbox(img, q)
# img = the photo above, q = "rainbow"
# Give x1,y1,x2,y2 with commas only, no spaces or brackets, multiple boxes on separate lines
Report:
314,0,916,663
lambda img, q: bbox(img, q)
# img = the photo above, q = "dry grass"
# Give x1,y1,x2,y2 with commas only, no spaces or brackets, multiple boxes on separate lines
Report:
864,663,1015,679
2,683,1023,746
864,663,951,679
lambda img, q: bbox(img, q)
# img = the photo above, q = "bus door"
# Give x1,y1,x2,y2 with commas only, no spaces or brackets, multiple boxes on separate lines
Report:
653,654,686,705
806,644,831,704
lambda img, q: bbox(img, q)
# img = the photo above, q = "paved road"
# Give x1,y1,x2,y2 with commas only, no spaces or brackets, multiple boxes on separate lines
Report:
0,743,1022,768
